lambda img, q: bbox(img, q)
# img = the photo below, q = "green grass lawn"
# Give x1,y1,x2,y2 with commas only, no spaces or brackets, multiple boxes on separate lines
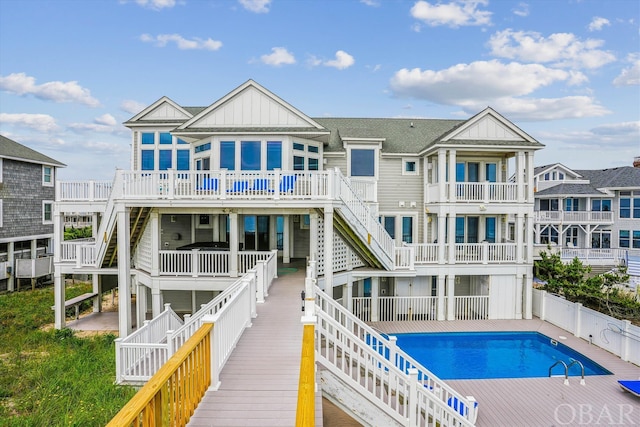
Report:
0,284,136,426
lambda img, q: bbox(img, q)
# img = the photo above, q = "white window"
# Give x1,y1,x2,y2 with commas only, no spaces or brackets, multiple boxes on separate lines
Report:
43,201,53,224
347,145,379,179
402,159,418,176
43,166,53,186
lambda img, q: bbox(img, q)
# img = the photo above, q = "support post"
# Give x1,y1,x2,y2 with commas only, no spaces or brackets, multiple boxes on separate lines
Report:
117,208,132,337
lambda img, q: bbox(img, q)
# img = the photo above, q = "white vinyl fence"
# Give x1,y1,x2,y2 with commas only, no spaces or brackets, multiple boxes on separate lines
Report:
532,288,640,366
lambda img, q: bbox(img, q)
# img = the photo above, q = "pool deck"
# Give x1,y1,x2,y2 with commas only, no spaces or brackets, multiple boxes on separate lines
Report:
371,319,640,426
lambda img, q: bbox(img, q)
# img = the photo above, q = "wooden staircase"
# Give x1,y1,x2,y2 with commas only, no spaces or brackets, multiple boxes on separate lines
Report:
332,210,386,270
101,207,152,268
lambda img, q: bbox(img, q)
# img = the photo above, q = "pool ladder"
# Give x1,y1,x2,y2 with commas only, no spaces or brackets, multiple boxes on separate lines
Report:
548,360,585,385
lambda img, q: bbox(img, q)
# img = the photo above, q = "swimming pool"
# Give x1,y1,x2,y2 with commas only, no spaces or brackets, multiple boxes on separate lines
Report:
393,331,612,380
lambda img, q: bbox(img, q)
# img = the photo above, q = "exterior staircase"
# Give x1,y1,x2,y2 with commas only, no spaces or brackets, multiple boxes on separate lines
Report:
101,206,151,268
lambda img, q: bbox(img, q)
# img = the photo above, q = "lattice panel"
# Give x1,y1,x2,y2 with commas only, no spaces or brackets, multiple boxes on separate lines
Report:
134,221,153,271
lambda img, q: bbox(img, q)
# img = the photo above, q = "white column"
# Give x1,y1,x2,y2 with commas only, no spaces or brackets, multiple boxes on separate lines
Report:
7,241,14,292
526,213,534,263
345,281,353,312
150,211,159,276
438,149,447,201
283,214,291,264
437,214,446,264
446,275,455,321
516,151,525,203
229,212,239,276
526,151,535,202
310,211,319,262
151,286,162,317
448,149,457,202
117,208,132,337
30,239,37,259
448,213,456,264
371,277,379,322
515,273,523,319
53,270,65,329
524,271,533,319
324,207,334,291
92,274,101,313
136,282,147,327
516,213,524,263
437,275,446,321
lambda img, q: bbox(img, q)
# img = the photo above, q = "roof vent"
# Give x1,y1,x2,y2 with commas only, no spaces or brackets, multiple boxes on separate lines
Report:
410,122,414,128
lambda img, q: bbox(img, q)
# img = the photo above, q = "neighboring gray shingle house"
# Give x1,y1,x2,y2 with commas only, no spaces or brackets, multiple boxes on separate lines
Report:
533,163,640,250
0,135,65,291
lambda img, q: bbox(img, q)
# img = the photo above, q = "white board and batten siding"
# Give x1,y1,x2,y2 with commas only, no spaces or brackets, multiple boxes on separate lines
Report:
488,275,518,319
190,86,314,128
448,114,525,141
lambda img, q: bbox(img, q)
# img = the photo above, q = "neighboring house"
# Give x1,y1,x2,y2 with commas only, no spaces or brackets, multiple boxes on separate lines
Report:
533,164,640,250
53,80,543,336
0,135,65,291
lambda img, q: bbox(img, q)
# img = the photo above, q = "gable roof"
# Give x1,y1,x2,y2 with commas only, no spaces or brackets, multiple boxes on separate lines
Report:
574,167,640,189
534,163,582,179
0,135,65,167
124,96,194,126
535,183,606,197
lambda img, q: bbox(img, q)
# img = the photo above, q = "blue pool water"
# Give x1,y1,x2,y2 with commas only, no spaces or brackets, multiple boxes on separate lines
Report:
393,331,612,380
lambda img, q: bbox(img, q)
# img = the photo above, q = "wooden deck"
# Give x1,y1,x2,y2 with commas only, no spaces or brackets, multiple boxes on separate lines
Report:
371,319,640,426
187,263,323,427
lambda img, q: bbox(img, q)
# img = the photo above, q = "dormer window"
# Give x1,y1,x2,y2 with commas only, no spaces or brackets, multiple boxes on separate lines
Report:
350,149,375,177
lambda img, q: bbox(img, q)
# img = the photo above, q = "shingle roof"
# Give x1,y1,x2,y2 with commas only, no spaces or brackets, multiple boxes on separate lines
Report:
313,117,464,153
573,167,640,189
0,135,65,167
535,183,606,197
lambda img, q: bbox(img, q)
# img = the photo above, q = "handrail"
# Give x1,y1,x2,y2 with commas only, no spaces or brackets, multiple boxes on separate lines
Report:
567,359,586,385
548,360,569,385
295,324,316,427
314,286,476,423
107,322,213,427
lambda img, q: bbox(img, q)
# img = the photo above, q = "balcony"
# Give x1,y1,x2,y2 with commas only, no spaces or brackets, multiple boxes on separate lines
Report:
426,182,524,203
396,242,520,267
534,210,614,224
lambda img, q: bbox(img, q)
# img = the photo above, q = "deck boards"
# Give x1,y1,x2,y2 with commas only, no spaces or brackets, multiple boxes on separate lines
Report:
371,319,640,426
187,264,323,427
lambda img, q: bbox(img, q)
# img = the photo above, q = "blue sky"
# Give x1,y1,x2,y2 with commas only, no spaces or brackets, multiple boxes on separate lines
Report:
1,0,638,181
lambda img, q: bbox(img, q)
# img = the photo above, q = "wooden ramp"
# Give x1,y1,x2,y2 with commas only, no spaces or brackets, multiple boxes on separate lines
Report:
187,264,323,427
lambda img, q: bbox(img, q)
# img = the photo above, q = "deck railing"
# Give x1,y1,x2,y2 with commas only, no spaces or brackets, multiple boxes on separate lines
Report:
57,180,113,201
535,210,614,223
315,286,476,426
115,253,275,384
107,322,212,427
560,248,627,264
454,296,489,320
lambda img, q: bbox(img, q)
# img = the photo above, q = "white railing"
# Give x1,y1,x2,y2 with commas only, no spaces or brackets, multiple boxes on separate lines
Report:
315,287,476,426
378,296,438,321
352,297,372,322
454,296,489,320
561,248,627,264
15,256,53,278
456,182,518,202
413,243,439,263
60,239,95,262
335,170,394,269
349,178,377,203
533,289,640,366
535,210,614,223
115,304,184,383
57,180,113,201
115,253,276,384
394,246,414,269
406,242,517,264
157,250,274,277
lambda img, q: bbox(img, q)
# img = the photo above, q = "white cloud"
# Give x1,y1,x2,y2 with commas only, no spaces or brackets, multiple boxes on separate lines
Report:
0,113,59,133
68,114,124,134
121,99,147,115
130,0,176,10
613,54,640,86
513,2,529,17
389,60,608,120
260,47,296,66
390,60,585,104
239,0,271,13
488,29,616,69
590,121,640,137
140,34,222,51
324,51,355,70
360,0,380,6
0,73,100,107
410,0,492,28
588,16,610,32
537,121,639,154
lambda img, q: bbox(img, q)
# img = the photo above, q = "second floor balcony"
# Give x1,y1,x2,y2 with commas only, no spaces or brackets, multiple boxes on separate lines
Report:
534,210,614,224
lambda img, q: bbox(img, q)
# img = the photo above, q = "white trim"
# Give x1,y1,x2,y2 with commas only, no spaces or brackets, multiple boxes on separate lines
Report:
346,143,380,179
402,158,419,176
0,158,3,183
0,199,3,228
42,165,54,187
42,200,53,224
